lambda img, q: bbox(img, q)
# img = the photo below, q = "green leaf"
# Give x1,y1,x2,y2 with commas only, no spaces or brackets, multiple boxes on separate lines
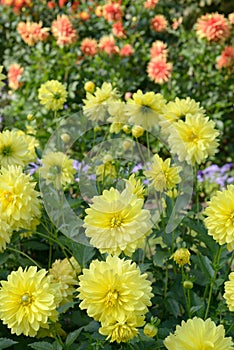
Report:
28,341,53,350
65,328,83,347
0,338,18,349
193,254,215,279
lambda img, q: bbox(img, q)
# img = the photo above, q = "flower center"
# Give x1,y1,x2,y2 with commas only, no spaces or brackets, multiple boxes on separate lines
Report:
21,293,32,306
140,105,151,114
110,215,123,228
0,145,12,157
54,92,61,100
202,341,214,350
105,289,119,307
0,191,13,207
188,131,198,142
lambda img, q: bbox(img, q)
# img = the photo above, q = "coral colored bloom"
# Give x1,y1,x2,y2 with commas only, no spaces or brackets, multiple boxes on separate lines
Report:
119,44,134,57
1,0,31,12
216,46,234,69
147,58,172,84
0,266,61,337
59,0,67,7
204,185,234,251
77,255,153,323
83,82,120,122
99,35,119,55
83,186,152,256
151,15,168,32
150,40,168,59
80,38,98,56
196,12,231,42
144,0,158,9
164,317,233,350
40,151,76,189
38,80,67,111
17,21,49,46
224,272,234,311
167,114,219,165
7,63,24,90
47,1,56,9
125,89,166,130
144,154,181,192
52,14,77,46
172,17,183,30
0,165,41,231
49,257,80,306
112,21,126,38
102,2,123,22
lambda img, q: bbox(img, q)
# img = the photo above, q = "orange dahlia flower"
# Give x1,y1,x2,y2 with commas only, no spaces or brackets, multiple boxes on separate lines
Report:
147,58,172,84
52,15,77,46
17,21,49,46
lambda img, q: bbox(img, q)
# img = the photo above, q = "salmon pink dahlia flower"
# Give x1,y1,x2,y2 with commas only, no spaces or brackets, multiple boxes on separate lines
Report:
119,44,134,57
147,58,172,84
216,46,234,69
52,14,77,46
151,15,168,32
99,35,119,55
150,40,168,59
80,38,98,56
17,21,49,46
112,21,126,38
196,12,231,42
144,0,158,9
102,2,123,22
7,63,24,90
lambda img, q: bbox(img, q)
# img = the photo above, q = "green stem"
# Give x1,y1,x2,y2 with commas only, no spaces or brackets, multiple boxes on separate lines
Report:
181,266,191,318
7,247,43,269
204,246,222,319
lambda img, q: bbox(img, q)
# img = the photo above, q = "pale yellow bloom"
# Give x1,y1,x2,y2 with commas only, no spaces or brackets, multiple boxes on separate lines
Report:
144,154,181,192
0,130,33,167
0,165,41,231
167,114,219,165
38,80,67,111
0,219,12,252
84,81,95,93
99,314,145,343
224,272,234,311
83,82,120,122
132,125,144,138
160,97,204,135
125,90,166,130
164,317,233,350
171,248,190,266
204,185,234,251
49,257,81,306
16,130,39,162
78,255,153,323
144,323,158,338
40,151,75,188
0,266,61,337
107,100,128,134
124,174,145,199
83,187,152,256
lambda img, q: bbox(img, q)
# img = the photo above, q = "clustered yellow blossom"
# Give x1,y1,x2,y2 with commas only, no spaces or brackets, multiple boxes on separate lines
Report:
171,248,191,266
38,80,67,111
39,151,76,188
77,255,153,343
164,317,233,350
83,185,152,256
83,82,120,122
144,154,181,192
204,185,234,251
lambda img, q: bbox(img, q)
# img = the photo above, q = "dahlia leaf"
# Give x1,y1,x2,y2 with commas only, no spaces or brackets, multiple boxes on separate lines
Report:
0,338,18,349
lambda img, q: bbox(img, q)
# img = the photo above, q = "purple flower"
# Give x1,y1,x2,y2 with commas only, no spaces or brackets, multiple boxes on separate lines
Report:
220,163,233,174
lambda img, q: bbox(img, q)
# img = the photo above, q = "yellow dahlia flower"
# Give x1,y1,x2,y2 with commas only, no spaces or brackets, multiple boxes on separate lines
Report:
170,248,191,266
17,130,39,162
224,272,234,311
77,255,153,323
0,219,12,252
124,174,145,199
0,130,33,167
0,165,41,231
164,317,233,350
125,90,166,130
99,314,145,343
83,187,152,256
40,151,76,188
49,257,81,306
107,100,128,134
38,80,67,111
144,154,181,192
167,114,219,165
160,97,204,135
0,266,61,337
83,82,120,122
204,185,234,251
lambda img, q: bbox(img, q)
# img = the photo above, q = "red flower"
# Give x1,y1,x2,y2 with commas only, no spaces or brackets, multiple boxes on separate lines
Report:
59,0,67,8
112,21,126,38
151,15,168,32
196,12,231,42
147,58,172,84
102,2,123,22
47,1,56,9
216,46,234,69
80,38,98,56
